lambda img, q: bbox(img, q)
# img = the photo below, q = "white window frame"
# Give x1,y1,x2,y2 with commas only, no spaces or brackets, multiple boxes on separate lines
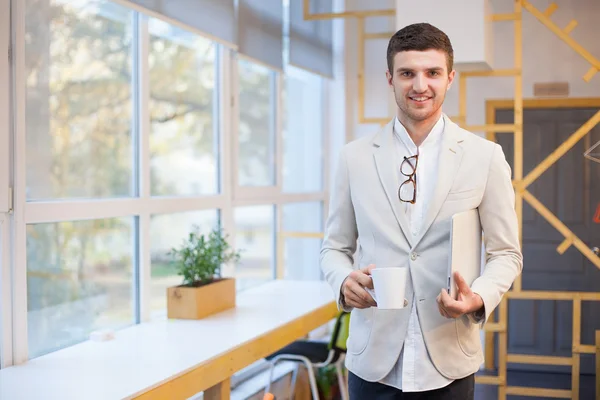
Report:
232,54,284,202
5,0,332,366
0,0,12,370
0,0,9,214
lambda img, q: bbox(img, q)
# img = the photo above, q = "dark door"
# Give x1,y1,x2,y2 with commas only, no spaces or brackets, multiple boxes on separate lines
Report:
494,107,600,375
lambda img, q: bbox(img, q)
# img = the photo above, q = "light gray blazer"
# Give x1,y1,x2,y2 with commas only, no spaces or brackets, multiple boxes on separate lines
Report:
320,115,523,381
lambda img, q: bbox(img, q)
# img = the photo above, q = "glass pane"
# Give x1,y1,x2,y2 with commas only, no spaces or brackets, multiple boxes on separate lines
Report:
27,218,134,359
150,210,219,316
149,18,218,196
238,59,276,187
282,202,323,280
234,205,274,291
283,69,324,193
25,1,133,200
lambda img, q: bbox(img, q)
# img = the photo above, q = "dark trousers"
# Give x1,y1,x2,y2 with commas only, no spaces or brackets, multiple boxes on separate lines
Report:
348,371,474,400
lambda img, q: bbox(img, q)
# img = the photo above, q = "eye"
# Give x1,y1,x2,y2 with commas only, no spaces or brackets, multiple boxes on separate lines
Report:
400,71,413,77
429,70,440,77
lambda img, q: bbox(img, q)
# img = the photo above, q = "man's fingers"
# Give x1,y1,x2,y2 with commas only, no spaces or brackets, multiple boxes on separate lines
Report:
360,263,377,275
350,268,374,289
344,287,375,308
454,271,471,295
343,278,376,307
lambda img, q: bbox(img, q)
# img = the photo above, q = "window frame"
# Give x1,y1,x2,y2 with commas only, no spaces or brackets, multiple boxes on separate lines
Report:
4,0,330,365
0,0,9,214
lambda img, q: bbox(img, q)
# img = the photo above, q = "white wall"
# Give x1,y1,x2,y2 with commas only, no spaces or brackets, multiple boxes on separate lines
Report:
345,0,600,140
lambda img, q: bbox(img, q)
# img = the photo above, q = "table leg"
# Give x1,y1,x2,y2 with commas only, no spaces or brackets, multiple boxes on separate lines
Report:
204,378,231,400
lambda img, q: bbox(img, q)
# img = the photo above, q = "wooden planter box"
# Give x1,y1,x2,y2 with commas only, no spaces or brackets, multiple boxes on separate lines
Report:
167,278,236,320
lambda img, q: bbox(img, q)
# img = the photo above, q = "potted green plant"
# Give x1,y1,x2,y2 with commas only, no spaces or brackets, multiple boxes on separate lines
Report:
166,226,241,320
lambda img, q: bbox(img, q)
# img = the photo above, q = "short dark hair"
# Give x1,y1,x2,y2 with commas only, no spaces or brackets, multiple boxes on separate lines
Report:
386,23,454,74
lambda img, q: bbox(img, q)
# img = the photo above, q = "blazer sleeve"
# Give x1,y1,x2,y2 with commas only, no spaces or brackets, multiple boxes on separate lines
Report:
320,146,358,312
471,143,524,325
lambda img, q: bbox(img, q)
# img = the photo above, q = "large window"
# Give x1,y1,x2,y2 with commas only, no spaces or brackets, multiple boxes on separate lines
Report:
283,66,324,193
27,218,134,358
5,0,330,363
237,59,277,188
148,18,218,197
25,1,134,201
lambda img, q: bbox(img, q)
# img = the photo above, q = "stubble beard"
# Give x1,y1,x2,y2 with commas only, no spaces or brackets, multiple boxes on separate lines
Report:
393,86,444,123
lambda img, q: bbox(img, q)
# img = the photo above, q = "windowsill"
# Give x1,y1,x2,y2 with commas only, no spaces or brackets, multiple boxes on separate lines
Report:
0,281,337,400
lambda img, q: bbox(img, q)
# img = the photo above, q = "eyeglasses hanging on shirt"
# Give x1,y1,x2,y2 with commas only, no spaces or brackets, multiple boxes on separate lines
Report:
399,154,418,204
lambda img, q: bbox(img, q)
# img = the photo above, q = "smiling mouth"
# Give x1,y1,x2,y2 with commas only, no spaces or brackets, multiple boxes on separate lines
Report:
409,96,432,103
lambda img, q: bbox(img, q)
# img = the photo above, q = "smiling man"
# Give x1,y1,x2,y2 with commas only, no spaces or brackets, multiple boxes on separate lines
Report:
320,23,523,399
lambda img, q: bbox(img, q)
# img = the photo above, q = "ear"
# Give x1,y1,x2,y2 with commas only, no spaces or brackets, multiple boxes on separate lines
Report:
385,70,393,89
446,69,456,91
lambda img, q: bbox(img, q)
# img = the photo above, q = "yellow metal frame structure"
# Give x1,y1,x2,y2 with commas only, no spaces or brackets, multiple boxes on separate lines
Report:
276,231,324,280
300,1,600,398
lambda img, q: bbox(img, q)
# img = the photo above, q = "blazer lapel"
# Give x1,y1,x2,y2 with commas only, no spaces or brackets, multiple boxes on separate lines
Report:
413,115,465,248
373,120,413,246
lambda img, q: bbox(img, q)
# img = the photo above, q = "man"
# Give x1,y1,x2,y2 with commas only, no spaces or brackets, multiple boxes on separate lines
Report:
320,23,523,399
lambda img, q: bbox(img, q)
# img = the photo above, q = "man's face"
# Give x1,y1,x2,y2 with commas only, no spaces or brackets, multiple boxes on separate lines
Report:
386,49,455,123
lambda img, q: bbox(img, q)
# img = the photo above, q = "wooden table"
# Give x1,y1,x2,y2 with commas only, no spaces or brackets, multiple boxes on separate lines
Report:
0,280,338,400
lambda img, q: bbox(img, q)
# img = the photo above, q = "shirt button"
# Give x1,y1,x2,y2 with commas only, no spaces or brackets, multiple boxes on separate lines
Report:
410,252,418,261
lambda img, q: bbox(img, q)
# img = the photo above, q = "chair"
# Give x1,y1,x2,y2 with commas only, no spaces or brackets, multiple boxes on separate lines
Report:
264,311,350,400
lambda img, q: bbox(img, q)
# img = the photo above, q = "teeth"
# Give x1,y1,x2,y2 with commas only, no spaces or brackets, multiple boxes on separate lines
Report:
412,97,428,101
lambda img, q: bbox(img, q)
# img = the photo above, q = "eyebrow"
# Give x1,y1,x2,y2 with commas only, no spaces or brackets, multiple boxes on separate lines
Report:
396,67,444,73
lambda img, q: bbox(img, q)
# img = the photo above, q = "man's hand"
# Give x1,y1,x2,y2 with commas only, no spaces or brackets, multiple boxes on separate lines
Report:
436,271,484,319
341,264,377,309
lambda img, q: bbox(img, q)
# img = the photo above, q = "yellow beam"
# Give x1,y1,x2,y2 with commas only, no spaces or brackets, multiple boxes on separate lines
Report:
556,236,573,255
505,386,570,398
464,124,518,133
596,331,600,397
303,0,395,21
572,297,581,400
543,3,559,17
461,69,520,78
521,110,600,189
484,322,505,332
365,32,393,40
573,344,596,354
475,375,504,385
522,191,600,270
563,20,578,34
507,354,572,366
583,67,598,83
507,290,600,301
513,0,524,294
490,13,519,21
279,232,324,239
523,0,600,71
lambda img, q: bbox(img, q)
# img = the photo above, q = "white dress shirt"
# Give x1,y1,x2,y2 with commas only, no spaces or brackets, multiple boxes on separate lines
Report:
378,115,454,392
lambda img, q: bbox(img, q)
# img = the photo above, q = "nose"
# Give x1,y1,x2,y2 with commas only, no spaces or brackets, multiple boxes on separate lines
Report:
412,73,427,93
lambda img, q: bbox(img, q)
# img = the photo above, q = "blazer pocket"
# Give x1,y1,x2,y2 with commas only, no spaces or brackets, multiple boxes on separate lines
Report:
347,307,373,355
446,188,479,202
455,315,481,357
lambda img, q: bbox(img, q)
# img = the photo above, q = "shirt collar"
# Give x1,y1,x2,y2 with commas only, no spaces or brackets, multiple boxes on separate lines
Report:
393,114,445,153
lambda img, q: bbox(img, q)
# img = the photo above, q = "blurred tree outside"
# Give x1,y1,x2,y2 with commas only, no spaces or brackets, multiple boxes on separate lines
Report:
23,0,272,357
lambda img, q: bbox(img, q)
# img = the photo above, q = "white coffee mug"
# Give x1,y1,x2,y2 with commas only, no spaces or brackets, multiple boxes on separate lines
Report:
365,267,409,309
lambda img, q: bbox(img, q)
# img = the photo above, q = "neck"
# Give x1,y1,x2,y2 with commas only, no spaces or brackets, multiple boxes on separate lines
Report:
397,110,442,147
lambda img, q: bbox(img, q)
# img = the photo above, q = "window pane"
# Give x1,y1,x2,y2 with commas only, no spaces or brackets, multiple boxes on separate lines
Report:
282,202,323,280
238,59,276,187
234,205,274,291
283,69,324,193
149,18,218,196
25,1,133,200
150,210,219,316
27,218,134,359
